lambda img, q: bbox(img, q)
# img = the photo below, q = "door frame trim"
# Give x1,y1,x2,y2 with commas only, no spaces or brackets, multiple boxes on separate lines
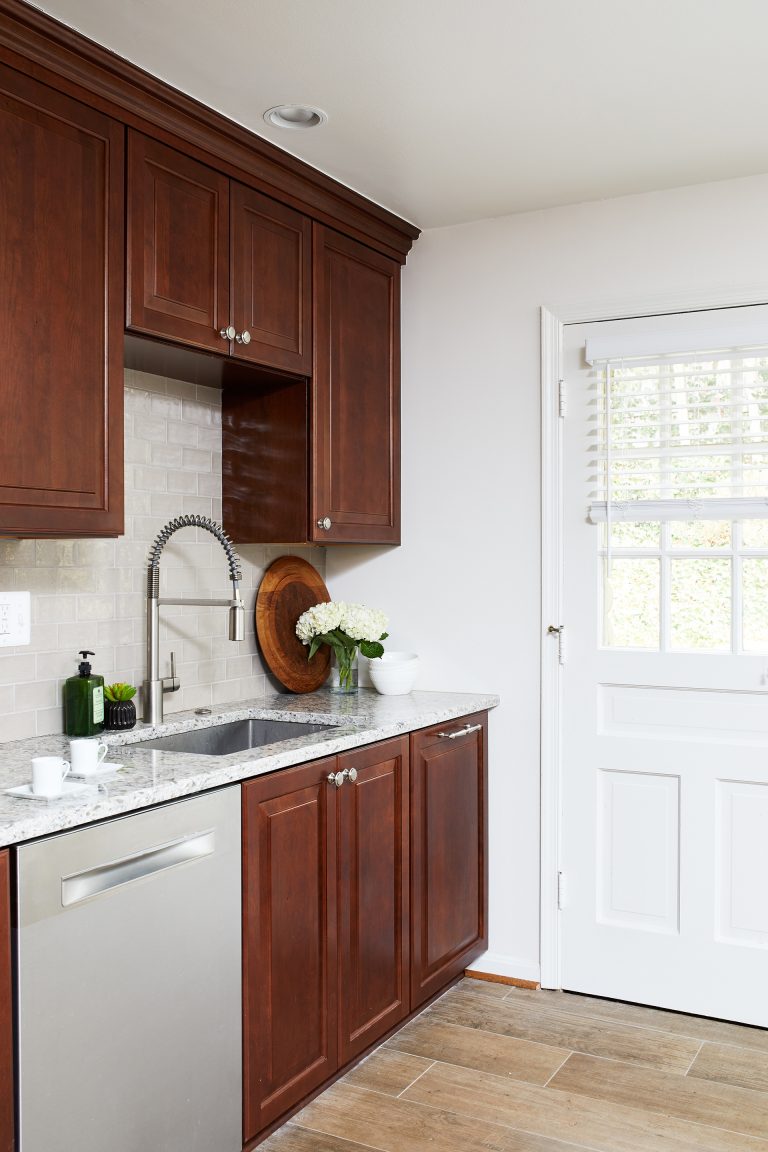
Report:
539,283,768,989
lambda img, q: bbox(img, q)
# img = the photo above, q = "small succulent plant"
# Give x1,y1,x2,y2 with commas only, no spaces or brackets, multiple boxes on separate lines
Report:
104,682,137,702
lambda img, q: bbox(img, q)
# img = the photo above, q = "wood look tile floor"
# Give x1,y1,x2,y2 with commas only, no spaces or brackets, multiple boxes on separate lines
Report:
260,977,768,1152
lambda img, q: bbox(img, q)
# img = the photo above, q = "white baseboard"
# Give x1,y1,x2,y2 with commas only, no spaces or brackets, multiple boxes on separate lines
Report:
466,951,541,986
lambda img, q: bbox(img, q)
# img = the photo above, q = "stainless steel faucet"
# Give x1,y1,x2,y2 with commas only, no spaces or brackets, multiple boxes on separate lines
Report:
143,515,244,725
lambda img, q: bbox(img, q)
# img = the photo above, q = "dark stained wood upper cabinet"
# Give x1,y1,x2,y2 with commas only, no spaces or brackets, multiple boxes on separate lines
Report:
312,225,400,544
231,184,312,374
222,228,401,545
127,133,230,354
0,851,13,1152
0,63,124,537
410,712,488,1008
128,133,311,374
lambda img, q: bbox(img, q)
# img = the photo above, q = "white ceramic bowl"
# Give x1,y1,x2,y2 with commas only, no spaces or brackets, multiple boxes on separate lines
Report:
368,651,419,695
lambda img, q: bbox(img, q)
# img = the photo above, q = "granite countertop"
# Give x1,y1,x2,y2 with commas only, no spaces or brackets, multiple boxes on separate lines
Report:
0,688,499,847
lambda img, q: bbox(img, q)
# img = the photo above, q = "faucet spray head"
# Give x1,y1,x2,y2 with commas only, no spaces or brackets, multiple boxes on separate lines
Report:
229,596,244,642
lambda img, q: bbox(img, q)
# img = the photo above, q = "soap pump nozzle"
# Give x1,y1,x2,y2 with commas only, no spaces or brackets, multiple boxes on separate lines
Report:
77,649,95,677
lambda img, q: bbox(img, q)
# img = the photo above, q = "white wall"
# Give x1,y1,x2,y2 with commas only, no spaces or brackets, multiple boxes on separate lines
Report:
326,172,768,982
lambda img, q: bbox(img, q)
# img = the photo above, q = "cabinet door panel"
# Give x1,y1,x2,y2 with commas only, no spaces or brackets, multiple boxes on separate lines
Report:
242,760,337,1141
337,737,409,1064
313,226,400,543
0,66,123,536
410,713,488,1008
231,184,311,374
127,132,229,353
0,851,12,1152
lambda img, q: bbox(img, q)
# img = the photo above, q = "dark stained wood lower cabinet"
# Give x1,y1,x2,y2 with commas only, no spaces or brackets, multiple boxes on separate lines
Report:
242,758,338,1142
242,718,486,1145
337,739,409,1065
0,851,13,1152
410,712,488,1009
242,736,409,1145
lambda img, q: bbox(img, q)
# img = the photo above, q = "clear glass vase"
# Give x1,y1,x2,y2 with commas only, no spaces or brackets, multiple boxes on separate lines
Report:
329,650,358,693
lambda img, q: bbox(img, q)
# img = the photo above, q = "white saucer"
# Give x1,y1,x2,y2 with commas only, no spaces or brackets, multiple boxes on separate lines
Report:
4,780,97,802
68,762,123,781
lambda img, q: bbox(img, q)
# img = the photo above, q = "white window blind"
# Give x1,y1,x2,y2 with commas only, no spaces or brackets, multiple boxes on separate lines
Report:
588,339,768,525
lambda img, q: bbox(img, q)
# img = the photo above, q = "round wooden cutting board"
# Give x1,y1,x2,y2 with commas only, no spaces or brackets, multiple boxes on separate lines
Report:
255,556,332,692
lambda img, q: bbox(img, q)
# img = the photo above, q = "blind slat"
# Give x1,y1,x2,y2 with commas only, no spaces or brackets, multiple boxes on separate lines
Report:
593,342,768,523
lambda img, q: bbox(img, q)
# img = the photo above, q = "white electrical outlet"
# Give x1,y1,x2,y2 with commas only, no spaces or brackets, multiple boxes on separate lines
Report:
0,591,31,646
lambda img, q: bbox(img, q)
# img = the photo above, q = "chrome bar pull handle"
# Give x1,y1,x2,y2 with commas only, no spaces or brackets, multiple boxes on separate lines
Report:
436,723,482,740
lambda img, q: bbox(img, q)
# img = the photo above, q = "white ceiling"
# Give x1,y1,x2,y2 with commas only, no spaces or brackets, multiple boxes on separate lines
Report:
31,0,768,230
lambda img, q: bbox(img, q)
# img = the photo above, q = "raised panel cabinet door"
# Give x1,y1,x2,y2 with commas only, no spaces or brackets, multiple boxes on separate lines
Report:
312,225,401,544
242,760,338,1142
230,184,312,374
127,132,229,353
410,712,488,1008
337,737,409,1065
0,851,12,1152
0,65,124,536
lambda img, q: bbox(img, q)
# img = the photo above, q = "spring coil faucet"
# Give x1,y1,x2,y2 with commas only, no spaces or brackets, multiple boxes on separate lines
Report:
143,515,244,725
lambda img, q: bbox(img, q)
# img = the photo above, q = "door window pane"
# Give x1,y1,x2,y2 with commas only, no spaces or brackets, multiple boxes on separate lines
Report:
604,559,659,649
602,521,660,549
670,558,731,650
743,559,768,652
669,521,730,549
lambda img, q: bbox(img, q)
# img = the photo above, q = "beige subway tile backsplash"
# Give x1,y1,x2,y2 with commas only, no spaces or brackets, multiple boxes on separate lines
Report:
0,368,325,740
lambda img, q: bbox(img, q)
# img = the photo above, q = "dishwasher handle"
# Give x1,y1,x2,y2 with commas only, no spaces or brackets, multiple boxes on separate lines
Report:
61,829,216,907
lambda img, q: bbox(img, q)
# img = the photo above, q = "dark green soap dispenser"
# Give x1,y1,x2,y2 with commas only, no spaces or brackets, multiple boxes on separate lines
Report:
64,650,105,736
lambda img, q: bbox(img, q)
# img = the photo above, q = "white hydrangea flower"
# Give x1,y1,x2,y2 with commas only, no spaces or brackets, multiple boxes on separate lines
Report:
295,600,342,643
295,600,387,645
338,602,388,642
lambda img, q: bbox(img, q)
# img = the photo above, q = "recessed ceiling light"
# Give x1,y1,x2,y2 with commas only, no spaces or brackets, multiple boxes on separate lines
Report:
263,104,327,130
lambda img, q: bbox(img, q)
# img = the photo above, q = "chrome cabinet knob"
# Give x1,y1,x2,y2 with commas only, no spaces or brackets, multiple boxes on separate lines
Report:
219,325,236,341
316,517,332,531
235,330,251,345
327,767,357,788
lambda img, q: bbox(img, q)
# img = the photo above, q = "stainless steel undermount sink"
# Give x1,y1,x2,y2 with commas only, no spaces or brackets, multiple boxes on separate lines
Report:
135,718,338,756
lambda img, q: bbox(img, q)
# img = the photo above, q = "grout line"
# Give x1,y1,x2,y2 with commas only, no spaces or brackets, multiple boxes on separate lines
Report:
542,1049,575,1088
456,984,761,1053
683,1040,705,1077
396,1058,436,1098
285,1119,386,1152
383,1082,605,1152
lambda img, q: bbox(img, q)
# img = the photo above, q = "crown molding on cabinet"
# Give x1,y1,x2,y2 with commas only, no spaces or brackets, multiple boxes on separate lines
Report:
0,0,419,261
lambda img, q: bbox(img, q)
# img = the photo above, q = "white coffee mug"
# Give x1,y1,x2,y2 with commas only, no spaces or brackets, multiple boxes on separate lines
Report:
69,738,108,776
31,756,70,798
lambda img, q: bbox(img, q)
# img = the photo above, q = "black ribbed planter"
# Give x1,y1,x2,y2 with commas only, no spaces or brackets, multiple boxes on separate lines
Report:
104,699,137,731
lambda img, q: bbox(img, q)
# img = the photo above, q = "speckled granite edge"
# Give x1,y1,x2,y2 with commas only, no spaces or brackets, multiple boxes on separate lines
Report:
0,689,499,846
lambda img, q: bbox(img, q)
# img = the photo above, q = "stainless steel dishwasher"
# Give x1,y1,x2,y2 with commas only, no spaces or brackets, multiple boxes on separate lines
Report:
15,786,242,1152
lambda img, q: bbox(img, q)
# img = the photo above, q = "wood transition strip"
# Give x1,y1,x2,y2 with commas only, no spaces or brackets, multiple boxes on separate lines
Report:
464,969,540,990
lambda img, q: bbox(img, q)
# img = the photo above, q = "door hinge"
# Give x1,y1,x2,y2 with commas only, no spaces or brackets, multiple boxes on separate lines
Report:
558,378,566,418
557,870,567,911
547,624,566,665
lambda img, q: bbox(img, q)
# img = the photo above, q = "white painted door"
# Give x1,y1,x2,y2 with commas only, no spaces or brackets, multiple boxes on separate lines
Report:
560,307,768,1026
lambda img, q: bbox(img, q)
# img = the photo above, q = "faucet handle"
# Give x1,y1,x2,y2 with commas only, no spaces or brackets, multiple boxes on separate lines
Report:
162,650,181,695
